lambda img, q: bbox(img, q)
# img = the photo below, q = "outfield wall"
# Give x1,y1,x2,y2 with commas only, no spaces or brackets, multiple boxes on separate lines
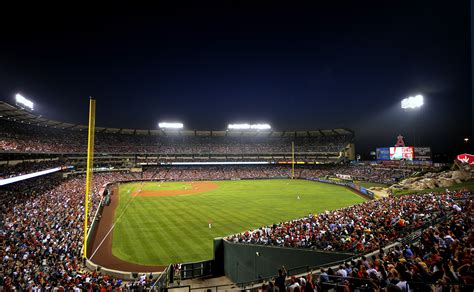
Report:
221,240,355,284
306,177,375,199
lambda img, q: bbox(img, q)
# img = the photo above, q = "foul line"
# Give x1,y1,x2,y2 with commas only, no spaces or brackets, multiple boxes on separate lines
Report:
89,184,143,260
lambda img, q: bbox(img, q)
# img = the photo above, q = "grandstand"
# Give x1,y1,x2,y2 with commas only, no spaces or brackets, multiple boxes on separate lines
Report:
2,168,472,290
0,101,355,168
1,102,472,291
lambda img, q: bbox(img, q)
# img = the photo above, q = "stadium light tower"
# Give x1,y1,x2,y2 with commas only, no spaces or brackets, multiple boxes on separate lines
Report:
15,93,34,110
401,94,424,147
401,94,423,109
158,122,183,129
227,123,271,130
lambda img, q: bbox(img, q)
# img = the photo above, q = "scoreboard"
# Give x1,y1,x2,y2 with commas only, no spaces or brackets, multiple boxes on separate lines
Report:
389,147,414,161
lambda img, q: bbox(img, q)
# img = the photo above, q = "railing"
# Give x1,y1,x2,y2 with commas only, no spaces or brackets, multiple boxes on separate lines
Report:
220,205,462,291
304,274,474,292
189,284,240,291
189,259,474,292
211,247,365,291
151,265,172,291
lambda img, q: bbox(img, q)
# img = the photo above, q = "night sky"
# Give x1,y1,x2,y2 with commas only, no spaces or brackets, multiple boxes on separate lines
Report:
0,1,471,158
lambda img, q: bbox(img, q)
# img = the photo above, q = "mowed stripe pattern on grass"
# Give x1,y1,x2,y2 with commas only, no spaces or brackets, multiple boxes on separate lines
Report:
111,179,365,266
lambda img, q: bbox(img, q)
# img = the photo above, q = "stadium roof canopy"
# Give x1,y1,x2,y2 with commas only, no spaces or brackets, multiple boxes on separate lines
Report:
0,101,353,137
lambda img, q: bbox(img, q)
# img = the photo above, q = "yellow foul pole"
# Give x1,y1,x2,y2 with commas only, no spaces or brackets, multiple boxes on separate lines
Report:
84,98,96,259
291,141,295,179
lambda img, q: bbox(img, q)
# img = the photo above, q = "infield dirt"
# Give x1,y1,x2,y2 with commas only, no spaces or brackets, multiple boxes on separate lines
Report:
132,181,219,197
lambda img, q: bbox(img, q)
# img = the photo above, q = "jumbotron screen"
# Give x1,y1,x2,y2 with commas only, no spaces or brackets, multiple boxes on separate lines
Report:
389,147,414,161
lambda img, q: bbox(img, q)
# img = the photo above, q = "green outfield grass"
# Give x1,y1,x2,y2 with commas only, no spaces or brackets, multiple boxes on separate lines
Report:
111,179,365,266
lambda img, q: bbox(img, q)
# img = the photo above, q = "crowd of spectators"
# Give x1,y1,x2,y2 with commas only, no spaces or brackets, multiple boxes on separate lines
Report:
1,160,467,290
331,165,411,184
227,191,472,253
138,166,292,181
136,165,410,185
0,162,411,186
0,119,352,154
261,193,472,291
0,160,414,187
296,165,412,185
0,171,149,290
0,160,62,179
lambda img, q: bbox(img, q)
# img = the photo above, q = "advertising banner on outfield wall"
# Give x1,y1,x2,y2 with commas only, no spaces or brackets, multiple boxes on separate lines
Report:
306,178,375,199
376,148,390,161
414,147,432,161
335,174,352,180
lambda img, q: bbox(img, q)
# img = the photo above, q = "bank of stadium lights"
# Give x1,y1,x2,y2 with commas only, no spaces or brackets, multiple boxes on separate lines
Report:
158,122,184,129
227,123,271,130
15,93,34,110
401,94,423,109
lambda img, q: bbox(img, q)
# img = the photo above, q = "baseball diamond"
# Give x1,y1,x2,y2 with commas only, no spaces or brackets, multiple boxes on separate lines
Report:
88,179,366,270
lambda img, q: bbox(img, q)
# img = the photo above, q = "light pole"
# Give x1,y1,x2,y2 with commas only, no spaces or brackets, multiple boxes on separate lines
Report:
401,94,424,147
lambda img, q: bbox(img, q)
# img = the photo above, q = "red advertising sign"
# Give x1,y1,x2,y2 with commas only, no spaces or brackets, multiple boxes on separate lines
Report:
457,153,474,165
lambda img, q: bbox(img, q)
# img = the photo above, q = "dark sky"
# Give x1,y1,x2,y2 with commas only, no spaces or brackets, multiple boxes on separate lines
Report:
0,1,471,157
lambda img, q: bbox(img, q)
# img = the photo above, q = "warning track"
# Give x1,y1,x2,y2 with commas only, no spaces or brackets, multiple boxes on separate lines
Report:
87,186,165,272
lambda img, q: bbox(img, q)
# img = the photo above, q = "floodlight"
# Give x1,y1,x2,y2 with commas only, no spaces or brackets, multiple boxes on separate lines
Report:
250,124,271,130
15,93,34,110
158,122,183,129
228,123,271,130
228,123,251,130
401,94,423,109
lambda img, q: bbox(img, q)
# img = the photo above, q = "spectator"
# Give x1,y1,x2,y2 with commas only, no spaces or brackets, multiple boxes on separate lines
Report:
275,266,287,292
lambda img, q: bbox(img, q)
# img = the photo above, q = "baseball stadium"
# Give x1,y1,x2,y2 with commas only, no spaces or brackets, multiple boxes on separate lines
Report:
1,98,473,291
1,3,473,291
